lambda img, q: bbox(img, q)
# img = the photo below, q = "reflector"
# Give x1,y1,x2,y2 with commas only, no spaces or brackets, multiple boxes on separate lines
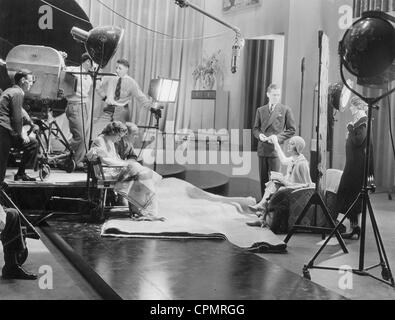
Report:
339,14,395,85
71,26,124,68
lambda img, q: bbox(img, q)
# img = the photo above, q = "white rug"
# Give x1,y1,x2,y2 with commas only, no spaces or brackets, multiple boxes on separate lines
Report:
101,178,287,253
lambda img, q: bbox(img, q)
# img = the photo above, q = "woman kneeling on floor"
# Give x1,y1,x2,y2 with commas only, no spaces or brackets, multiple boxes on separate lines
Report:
87,121,164,221
247,135,314,229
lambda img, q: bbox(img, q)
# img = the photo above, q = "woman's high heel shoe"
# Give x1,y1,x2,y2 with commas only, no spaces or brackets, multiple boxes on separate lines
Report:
341,226,361,240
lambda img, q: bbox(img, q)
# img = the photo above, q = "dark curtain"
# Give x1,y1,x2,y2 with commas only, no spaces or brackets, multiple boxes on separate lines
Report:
353,0,395,17
243,40,274,151
371,89,395,191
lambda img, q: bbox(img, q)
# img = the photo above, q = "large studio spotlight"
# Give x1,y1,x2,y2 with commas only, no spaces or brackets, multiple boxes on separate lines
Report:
71,26,124,69
70,25,124,214
303,11,395,288
339,11,395,87
70,25,123,145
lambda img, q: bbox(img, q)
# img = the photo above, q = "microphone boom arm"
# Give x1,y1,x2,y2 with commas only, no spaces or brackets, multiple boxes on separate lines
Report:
175,0,244,72
175,0,242,37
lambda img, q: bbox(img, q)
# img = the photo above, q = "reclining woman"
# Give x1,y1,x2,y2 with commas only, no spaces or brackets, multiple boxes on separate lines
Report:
87,121,164,221
247,135,314,228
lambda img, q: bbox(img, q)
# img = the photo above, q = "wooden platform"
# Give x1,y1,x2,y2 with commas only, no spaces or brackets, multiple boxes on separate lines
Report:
4,165,228,195
47,219,346,300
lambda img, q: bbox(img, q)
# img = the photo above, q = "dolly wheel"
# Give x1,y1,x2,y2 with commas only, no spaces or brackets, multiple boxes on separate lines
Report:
64,158,76,173
382,266,392,281
303,267,311,280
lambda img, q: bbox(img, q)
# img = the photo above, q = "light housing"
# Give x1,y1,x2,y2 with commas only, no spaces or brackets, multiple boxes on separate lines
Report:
71,26,124,68
339,11,395,86
148,77,180,103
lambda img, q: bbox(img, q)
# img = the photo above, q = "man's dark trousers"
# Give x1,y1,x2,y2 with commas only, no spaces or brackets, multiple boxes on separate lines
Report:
259,156,281,196
0,125,38,182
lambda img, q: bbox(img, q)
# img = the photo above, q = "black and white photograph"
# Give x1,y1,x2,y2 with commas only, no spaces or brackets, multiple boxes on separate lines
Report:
1,0,395,308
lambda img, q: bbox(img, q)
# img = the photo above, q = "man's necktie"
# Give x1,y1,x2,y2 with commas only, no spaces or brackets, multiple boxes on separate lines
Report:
114,77,122,101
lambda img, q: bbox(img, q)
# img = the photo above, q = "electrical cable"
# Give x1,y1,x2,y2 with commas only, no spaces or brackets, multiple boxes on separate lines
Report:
40,0,91,24
386,84,395,161
95,0,231,41
40,0,231,42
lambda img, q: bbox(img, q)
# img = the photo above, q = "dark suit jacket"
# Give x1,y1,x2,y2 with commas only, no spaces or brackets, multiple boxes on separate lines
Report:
253,103,296,157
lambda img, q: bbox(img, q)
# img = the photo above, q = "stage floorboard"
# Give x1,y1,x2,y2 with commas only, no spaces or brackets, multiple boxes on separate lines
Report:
48,219,345,300
0,228,100,300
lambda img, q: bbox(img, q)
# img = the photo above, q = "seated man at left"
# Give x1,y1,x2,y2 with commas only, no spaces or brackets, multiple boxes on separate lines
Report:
0,70,39,182
0,203,37,280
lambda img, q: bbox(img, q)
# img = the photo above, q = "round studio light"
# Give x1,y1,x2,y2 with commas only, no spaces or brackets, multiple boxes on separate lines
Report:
340,15,395,79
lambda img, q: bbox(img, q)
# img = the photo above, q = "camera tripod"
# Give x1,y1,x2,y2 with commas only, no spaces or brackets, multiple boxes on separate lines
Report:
302,94,395,287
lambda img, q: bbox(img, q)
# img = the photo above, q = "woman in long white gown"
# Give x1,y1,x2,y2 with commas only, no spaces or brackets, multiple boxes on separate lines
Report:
86,121,163,220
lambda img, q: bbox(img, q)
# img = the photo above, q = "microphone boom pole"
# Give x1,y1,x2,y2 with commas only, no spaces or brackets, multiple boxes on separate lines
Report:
175,0,244,73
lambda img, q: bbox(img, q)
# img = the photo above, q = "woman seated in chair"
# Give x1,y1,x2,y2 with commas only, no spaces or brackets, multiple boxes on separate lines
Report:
247,135,314,228
87,121,164,221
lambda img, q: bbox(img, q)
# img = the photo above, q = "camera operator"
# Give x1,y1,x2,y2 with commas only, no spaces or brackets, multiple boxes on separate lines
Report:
0,70,39,183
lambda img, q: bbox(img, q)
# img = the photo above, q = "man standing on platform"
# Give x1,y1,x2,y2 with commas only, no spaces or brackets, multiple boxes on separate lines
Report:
252,84,296,199
65,53,93,170
0,70,39,183
96,58,153,127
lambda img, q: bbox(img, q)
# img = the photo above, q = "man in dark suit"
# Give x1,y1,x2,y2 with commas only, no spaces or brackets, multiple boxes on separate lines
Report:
253,84,296,196
1,203,37,280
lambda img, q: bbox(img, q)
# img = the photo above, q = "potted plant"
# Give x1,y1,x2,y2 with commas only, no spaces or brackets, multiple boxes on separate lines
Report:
192,50,225,90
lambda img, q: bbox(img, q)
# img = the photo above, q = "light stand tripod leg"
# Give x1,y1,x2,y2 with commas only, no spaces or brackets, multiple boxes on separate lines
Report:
305,193,361,267
358,191,368,272
366,197,395,285
284,192,347,253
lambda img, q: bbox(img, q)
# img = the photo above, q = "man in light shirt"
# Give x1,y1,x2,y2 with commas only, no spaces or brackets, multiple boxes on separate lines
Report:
0,203,37,280
65,53,93,169
97,58,153,125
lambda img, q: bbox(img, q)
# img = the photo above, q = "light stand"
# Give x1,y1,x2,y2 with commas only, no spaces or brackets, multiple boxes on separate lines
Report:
70,26,123,192
302,11,395,287
147,77,180,172
303,82,395,287
284,31,348,253
151,105,163,172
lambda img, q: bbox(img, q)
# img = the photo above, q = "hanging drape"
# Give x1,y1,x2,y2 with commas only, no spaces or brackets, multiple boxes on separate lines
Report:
371,90,395,191
243,39,274,151
76,0,204,131
353,0,395,17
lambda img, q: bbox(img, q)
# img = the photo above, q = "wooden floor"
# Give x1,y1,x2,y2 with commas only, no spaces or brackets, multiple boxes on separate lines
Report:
2,167,394,300
48,219,344,300
261,193,395,300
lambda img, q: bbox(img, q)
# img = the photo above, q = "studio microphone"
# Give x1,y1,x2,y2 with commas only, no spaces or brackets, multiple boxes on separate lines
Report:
231,43,240,74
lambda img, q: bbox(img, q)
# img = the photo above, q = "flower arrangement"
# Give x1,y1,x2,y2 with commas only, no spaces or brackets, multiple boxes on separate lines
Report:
192,50,225,90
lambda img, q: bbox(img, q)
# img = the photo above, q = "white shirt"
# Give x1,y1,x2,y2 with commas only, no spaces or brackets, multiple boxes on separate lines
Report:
0,204,6,232
65,66,93,103
98,75,152,109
